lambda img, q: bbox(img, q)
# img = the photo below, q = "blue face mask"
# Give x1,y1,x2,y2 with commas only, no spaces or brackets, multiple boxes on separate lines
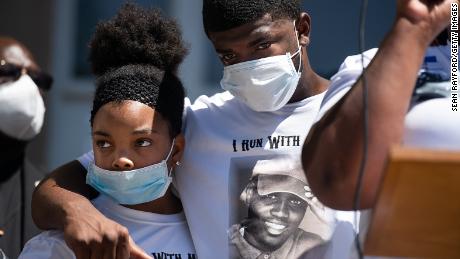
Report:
86,139,175,205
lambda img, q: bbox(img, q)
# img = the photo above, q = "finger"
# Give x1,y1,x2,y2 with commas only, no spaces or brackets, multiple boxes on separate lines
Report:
115,226,130,259
116,235,130,259
102,238,118,259
66,240,91,259
90,243,104,259
128,236,152,259
102,229,121,259
72,245,91,259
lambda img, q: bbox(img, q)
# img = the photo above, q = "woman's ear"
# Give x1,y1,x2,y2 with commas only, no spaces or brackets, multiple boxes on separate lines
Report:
170,134,185,169
296,12,311,47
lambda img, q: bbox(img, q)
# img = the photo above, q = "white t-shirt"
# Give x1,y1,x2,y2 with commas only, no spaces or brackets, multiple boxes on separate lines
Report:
317,46,460,259
177,92,336,259
77,91,336,259
19,195,196,259
319,47,459,152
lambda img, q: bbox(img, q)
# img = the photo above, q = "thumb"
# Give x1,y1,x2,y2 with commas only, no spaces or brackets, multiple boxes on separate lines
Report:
129,236,153,259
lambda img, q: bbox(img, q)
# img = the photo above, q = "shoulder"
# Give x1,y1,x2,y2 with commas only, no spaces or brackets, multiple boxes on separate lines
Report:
325,48,378,101
183,91,247,125
336,48,378,72
19,231,75,259
317,48,378,120
77,151,94,170
287,229,325,254
187,91,235,110
228,224,242,242
296,229,324,243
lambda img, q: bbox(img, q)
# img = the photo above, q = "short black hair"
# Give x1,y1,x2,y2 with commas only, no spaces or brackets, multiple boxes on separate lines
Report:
202,0,301,34
89,3,187,138
89,3,188,76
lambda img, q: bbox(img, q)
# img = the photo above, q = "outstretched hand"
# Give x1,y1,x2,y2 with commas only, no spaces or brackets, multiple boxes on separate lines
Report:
397,0,454,38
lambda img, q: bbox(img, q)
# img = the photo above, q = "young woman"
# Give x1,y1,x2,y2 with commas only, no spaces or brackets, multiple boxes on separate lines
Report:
19,4,195,258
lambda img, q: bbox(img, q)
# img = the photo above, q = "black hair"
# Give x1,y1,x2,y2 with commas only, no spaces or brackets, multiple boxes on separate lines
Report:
89,3,187,76
202,0,301,34
89,3,187,137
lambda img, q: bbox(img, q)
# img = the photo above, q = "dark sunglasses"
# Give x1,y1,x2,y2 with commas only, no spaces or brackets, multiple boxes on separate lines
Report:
0,60,53,90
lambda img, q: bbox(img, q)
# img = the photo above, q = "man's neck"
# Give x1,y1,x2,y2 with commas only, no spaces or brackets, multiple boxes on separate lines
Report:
288,50,329,103
289,71,329,103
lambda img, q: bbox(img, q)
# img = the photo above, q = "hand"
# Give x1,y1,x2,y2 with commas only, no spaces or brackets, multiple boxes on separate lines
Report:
397,0,453,36
63,205,152,259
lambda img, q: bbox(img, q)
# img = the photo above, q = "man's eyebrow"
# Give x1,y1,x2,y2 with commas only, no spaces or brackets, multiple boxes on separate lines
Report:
247,32,272,48
214,31,274,53
93,131,110,137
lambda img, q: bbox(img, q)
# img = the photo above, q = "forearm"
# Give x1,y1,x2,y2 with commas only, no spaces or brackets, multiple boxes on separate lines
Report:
32,160,99,230
303,8,450,209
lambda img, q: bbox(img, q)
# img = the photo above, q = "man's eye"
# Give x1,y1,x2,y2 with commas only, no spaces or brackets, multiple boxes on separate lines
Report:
264,194,277,200
289,199,303,206
256,42,272,50
96,141,111,148
136,139,152,147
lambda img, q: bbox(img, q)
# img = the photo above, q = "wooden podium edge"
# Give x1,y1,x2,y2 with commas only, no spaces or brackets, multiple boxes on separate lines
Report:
364,146,460,258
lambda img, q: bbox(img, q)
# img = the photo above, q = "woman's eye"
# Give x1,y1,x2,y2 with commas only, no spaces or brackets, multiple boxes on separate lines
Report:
96,141,111,148
136,139,152,147
221,53,236,62
256,42,272,50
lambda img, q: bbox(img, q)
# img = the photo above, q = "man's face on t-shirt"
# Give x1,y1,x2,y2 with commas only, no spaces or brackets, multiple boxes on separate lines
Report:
244,191,307,252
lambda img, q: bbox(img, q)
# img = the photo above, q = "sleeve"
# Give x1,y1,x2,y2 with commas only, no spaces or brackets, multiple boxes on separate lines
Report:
77,151,94,170
316,48,378,121
18,232,76,259
181,97,191,132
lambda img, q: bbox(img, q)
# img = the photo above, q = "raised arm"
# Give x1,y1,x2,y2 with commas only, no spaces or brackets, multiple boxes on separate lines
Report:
302,0,454,210
32,161,151,259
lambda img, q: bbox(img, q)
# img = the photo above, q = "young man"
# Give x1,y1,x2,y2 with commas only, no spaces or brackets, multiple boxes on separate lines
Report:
0,37,53,259
32,1,331,258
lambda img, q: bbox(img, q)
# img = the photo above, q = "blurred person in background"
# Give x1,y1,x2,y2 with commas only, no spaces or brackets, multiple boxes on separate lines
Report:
0,37,53,259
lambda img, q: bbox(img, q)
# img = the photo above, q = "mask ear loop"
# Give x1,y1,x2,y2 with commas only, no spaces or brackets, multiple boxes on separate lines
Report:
291,20,303,74
165,138,176,177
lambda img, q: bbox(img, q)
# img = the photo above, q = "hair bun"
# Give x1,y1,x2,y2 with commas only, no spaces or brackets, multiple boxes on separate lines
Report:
89,3,188,76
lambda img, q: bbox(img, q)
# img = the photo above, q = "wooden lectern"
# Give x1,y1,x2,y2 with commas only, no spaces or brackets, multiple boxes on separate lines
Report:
364,147,460,259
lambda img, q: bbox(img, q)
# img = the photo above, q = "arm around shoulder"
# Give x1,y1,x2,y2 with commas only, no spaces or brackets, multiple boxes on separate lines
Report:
31,160,98,230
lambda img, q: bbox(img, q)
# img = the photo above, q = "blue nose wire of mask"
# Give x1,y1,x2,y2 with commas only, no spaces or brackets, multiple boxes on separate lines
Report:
86,139,176,205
